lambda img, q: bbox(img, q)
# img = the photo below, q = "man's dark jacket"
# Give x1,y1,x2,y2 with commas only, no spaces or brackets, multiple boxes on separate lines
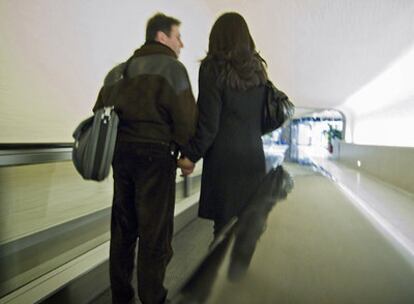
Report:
93,42,197,147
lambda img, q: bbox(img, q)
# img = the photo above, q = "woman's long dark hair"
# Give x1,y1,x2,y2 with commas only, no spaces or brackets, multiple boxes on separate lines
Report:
202,12,268,90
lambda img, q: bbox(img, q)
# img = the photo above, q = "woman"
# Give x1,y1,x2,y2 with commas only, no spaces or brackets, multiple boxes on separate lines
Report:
179,12,269,235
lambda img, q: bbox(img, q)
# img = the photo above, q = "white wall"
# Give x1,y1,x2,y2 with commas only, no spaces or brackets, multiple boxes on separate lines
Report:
339,142,414,194
0,0,213,143
1,0,413,147
340,45,414,147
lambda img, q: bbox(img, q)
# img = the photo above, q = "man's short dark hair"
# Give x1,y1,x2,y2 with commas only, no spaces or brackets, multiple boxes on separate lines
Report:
146,13,181,42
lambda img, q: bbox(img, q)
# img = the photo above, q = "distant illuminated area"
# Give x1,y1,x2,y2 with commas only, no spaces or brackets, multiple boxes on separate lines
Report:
262,109,344,168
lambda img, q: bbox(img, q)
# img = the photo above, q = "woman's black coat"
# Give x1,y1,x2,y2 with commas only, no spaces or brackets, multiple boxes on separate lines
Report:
182,62,267,222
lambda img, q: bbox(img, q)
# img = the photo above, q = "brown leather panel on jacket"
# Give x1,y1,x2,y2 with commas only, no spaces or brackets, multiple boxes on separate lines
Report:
93,42,198,148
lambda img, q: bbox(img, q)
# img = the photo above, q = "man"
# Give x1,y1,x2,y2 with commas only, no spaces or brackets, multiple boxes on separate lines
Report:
93,13,197,304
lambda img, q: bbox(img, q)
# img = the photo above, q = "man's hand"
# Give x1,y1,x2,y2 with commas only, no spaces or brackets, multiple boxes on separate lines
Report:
177,157,195,176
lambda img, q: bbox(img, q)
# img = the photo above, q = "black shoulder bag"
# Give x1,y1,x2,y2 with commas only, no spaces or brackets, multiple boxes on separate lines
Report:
262,80,295,134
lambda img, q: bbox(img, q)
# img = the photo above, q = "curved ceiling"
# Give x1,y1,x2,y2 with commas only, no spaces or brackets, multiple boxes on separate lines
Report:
202,0,414,110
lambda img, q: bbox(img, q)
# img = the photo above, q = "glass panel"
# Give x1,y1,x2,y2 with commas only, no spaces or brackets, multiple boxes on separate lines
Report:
0,160,201,297
0,161,113,297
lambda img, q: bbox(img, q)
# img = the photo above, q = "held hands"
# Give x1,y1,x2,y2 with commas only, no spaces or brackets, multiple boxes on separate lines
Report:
177,157,195,176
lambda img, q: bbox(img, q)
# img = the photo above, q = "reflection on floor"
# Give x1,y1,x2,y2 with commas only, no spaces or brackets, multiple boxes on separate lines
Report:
190,162,414,304
312,157,414,260
91,161,414,304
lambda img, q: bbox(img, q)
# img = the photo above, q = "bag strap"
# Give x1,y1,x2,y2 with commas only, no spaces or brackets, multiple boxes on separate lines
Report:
105,56,134,108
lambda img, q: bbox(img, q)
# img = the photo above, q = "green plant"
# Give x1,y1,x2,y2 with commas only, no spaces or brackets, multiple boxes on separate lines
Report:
324,124,342,142
323,124,342,153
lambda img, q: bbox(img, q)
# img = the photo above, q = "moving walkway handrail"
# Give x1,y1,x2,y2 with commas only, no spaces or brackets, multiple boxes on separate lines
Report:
0,143,74,167
0,142,197,198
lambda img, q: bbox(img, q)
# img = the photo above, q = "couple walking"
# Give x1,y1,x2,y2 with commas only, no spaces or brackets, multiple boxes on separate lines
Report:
93,11,270,304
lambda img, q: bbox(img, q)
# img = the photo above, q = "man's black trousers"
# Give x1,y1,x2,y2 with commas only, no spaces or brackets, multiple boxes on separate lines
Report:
110,142,176,304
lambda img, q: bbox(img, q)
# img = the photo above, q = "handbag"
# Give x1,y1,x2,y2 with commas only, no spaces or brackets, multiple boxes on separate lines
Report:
262,80,294,134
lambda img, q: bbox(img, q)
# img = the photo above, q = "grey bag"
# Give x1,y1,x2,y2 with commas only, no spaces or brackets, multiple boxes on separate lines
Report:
72,58,132,181
72,107,119,181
